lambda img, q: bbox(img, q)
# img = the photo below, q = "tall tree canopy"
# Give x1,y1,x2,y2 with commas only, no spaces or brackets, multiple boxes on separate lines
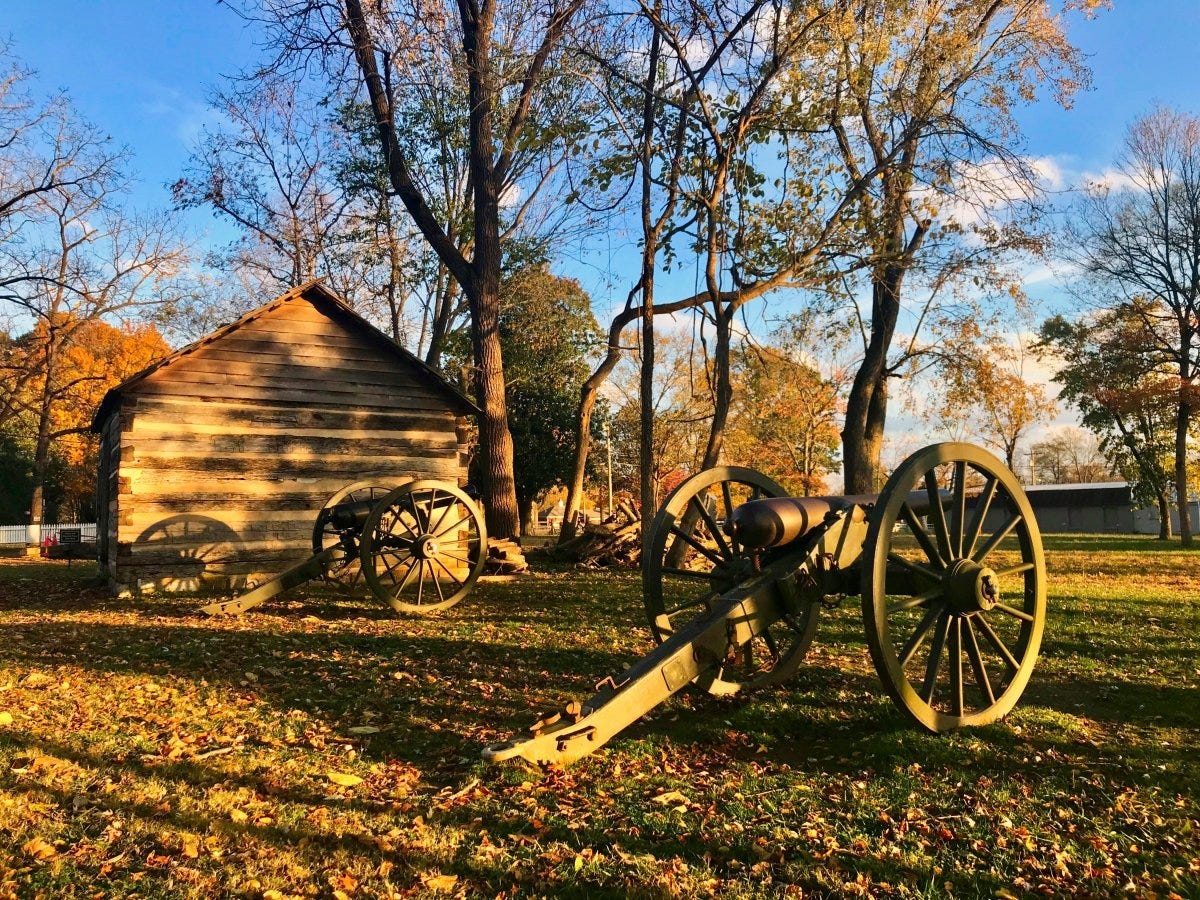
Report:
247,0,604,539
1065,107,1200,545
812,0,1095,492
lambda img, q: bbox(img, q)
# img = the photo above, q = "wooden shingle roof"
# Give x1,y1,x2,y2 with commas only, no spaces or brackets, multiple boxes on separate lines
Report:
91,279,478,430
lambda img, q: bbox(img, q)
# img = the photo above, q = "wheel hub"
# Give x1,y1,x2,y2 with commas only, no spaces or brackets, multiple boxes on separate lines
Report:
944,558,999,614
412,534,439,560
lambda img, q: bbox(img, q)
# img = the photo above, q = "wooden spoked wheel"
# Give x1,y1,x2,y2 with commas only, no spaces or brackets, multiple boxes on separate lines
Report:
862,443,1046,732
643,466,820,695
359,480,487,615
312,478,408,585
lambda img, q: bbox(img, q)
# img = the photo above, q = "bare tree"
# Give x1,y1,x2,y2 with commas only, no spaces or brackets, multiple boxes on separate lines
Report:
173,79,352,295
0,181,188,538
1068,107,1200,546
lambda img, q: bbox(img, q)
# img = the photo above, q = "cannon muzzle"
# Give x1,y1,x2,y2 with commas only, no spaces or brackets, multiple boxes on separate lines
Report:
327,498,374,531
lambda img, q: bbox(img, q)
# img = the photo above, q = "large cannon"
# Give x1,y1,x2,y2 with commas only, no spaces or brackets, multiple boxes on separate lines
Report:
484,443,1045,765
201,477,487,616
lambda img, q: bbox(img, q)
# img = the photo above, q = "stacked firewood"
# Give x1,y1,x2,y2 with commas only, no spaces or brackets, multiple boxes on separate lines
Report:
485,537,529,574
551,501,642,569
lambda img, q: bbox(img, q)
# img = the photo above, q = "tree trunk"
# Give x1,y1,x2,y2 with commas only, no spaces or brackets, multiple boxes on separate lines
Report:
468,248,520,540
27,370,54,545
843,268,903,493
519,496,536,537
1174,398,1193,547
700,308,734,471
1156,488,1173,540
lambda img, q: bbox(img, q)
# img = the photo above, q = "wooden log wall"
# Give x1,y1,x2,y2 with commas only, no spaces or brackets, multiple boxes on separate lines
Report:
108,299,469,593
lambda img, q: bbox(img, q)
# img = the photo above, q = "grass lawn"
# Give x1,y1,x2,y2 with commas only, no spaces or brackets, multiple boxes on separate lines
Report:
0,534,1196,898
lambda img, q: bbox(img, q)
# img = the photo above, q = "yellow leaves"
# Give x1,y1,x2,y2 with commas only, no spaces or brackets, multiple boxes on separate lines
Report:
180,833,201,859
326,771,364,787
21,837,57,860
651,789,690,813
329,871,359,899
422,873,458,893
0,711,13,726
228,808,249,823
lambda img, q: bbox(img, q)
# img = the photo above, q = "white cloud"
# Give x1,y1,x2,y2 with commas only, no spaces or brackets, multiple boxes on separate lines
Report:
1078,167,1140,193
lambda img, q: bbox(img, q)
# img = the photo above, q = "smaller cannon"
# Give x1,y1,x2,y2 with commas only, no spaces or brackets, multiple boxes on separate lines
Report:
484,443,1045,765
201,477,487,616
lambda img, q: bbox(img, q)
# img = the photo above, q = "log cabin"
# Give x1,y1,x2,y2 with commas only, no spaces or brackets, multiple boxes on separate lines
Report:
91,280,477,594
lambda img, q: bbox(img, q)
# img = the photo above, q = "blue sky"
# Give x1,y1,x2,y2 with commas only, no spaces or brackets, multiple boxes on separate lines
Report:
6,1,1199,274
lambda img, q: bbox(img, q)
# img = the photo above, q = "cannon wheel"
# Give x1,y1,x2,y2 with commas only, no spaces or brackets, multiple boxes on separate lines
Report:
359,480,487,615
862,443,1046,732
643,466,820,695
312,477,410,586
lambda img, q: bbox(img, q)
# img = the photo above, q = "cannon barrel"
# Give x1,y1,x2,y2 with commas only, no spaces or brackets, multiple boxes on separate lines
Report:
327,498,375,531
731,490,944,550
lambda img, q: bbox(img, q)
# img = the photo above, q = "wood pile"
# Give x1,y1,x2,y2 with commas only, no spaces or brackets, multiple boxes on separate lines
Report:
485,537,529,574
551,501,642,569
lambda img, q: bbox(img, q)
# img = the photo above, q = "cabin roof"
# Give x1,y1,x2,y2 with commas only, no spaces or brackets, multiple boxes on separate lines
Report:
91,280,478,430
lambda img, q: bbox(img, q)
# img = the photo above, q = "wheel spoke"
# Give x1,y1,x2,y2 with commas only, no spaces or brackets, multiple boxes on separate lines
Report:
963,618,996,706
900,503,945,569
887,551,942,585
994,561,1035,578
974,612,1020,673
393,557,420,594
432,556,465,589
720,481,739,556
887,583,944,614
386,510,418,541
961,475,997,560
432,515,471,540
755,628,777,659
430,561,447,604
381,550,412,582
415,560,426,604
994,602,1035,623
973,513,1022,563
949,618,964,717
920,612,952,704
428,491,455,537
669,524,728,567
690,495,731,560
899,604,943,667
924,470,953,564
951,461,967,559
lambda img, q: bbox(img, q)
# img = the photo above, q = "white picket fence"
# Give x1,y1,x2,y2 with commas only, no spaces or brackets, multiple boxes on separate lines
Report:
0,523,97,547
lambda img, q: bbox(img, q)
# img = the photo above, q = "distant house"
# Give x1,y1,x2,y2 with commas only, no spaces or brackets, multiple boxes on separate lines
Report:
1011,482,1198,534
1022,482,1135,533
91,280,477,594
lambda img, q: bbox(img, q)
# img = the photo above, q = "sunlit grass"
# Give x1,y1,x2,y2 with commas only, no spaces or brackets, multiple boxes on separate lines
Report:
0,537,1196,898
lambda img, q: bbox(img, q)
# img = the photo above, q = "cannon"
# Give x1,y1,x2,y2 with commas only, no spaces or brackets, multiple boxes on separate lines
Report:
483,443,1045,765
201,477,487,616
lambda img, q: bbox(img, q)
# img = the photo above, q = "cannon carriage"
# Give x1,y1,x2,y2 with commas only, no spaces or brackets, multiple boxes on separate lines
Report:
201,477,487,616
484,442,1046,765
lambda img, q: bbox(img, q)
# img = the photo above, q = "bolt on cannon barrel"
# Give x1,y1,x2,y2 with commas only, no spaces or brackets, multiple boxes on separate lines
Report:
484,443,1046,765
